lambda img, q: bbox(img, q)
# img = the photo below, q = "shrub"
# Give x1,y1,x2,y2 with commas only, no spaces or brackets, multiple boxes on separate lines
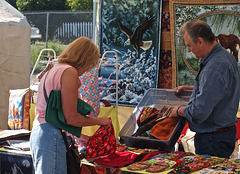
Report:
31,39,67,73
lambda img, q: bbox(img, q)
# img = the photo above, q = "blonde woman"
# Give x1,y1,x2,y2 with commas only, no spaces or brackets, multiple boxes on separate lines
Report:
30,37,111,174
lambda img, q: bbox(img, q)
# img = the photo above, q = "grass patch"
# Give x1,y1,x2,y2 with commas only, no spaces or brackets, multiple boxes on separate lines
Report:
31,39,67,73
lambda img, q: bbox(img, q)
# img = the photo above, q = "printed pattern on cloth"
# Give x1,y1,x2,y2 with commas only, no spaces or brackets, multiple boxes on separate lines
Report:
79,66,100,117
127,161,151,171
8,88,31,130
86,119,116,159
185,161,210,173
84,150,240,173
36,62,54,80
126,158,176,173
196,168,234,174
81,163,121,174
168,166,191,174
162,12,170,31
93,151,140,168
133,107,173,137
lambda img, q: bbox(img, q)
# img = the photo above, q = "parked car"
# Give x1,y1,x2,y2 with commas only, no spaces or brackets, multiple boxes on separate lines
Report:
31,27,42,40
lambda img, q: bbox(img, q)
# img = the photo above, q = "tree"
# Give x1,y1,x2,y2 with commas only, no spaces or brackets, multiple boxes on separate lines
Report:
5,0,18,9
6,0,93,12
66,0,93,11
16,0,70,11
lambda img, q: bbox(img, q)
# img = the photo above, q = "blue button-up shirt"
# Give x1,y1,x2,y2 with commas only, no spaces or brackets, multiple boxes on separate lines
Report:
184,43,240,133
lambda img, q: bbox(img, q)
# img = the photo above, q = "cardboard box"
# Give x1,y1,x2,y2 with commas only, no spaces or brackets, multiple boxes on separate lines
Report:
119,88,192,152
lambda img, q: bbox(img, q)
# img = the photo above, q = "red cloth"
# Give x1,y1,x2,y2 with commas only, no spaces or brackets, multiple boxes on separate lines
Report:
236,118,240,140
86,120,116,159
81,164,121,174
93,151,139,168
170,159,183,168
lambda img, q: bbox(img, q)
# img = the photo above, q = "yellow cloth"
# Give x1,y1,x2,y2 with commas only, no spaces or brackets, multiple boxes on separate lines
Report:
82,106,120,138
29,104,120,138
29,103,36,131
237,107,240,118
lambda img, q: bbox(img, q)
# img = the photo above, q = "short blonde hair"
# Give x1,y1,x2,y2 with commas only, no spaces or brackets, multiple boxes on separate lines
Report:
58,37,100,70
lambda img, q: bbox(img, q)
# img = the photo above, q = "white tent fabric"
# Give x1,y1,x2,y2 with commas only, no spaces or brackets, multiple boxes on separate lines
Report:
0,1,31,129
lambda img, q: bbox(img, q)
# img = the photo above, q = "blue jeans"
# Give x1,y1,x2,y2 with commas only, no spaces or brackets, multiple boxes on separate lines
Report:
194,128,236,158
30,123,72,174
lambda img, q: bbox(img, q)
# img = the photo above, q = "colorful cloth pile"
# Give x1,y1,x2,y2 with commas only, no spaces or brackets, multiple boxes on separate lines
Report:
133,106,178,141
83,140,240,173
123,151,240,173
137,106,173,127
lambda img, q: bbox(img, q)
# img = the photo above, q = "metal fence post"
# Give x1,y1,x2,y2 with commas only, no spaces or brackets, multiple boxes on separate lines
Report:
46,12,49,48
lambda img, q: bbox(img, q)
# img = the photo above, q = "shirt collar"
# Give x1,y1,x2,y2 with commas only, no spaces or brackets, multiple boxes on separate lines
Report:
195,43,221,81
200,43,221,67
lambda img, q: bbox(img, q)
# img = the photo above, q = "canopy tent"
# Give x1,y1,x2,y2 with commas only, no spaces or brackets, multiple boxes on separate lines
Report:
0,1,31,129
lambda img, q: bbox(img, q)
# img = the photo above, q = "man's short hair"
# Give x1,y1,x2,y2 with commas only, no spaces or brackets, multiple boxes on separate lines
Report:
180,19,216,44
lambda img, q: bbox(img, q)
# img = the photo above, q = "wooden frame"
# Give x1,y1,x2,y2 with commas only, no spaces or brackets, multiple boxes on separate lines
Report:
170,0,240,88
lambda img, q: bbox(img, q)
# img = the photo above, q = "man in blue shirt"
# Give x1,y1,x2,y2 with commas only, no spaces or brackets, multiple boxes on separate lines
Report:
170,19,240,158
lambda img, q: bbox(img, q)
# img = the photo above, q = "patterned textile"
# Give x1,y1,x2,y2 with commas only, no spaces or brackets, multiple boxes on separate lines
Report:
36,62,54,80
140,151,164,162
127,161,151,171
0,150,34,174
160,50,172,69
203,159,240,173
196,168,234,174
79,66,100,117
170,158,184,169
162,12,170,31
116,144,128,152
137,107,172,127
137,107,158,125
126,158,176,173
186,161,210,173
202,157,226,166
221,159,240,169
93,151,139,168
81,162,121,174
180,155,205,165
168,166,191,174
86,119,116,159
151,151,186,160
8,88,31,130
133,107,173,137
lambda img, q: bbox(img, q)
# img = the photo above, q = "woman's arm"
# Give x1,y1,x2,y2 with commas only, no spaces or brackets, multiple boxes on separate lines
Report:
61,68,111,127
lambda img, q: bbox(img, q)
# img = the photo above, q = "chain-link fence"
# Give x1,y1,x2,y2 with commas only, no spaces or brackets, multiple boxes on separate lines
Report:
23,11,93,45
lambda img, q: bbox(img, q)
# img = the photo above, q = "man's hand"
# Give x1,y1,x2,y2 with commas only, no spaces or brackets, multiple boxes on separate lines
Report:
175,85,194,94
170,105,185,118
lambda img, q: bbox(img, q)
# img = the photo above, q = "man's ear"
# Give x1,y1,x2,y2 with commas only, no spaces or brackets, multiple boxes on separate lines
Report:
198,37,205,46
